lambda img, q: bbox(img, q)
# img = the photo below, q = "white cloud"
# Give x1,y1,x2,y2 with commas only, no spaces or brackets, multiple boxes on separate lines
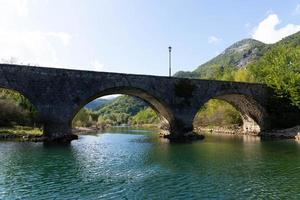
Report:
294,4,300,15
15,0,29,17
208,36,221,45
245,23,251,29
0,30,72,66
252,14,300,44
0,0,30,29
91,59,105,71
45,32,72,46
0,0,72,67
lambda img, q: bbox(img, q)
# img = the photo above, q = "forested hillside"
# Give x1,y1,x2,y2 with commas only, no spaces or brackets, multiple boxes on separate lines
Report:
175,39,268,79
176,31,300,127
72,95,158,128
84,98,111,110
0,89,38,125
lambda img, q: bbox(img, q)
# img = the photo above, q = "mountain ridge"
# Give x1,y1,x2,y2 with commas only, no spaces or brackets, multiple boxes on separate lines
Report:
175,31,300,79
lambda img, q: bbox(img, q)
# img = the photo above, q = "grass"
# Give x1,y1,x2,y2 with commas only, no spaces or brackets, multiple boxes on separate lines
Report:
0,125,43,136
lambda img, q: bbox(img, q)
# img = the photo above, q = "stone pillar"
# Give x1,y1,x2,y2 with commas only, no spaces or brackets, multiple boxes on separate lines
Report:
241,115,261,135
38,104,78,143
43,121,78,143
162,109,204,142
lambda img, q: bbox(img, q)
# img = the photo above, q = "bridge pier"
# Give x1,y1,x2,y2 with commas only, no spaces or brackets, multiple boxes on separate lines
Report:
43,121,78,143
162,110,204,142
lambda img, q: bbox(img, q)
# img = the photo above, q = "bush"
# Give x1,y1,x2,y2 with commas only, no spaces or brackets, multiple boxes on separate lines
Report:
194,99,242,127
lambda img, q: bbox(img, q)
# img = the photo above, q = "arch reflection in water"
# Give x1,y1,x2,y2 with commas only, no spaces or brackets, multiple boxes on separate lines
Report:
1,129,300,199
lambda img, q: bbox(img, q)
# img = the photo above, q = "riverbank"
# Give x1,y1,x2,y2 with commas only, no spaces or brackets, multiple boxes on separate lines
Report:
195,125,245,135
0,126,43,141
195,125,300,139
0,124,159,142
1,124,299,142
261,126,300,139
73,124,159,134
72,126,101,135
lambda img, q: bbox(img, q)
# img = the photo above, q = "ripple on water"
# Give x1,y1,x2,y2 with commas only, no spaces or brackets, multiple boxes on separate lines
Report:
0,132,300,199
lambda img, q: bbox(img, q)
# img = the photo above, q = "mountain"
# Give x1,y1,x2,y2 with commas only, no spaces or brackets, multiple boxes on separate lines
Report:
89,95,148,125
175,31,300,79
84,98,112,110
275,31,300,47
175,39,268,79
94,95,148,119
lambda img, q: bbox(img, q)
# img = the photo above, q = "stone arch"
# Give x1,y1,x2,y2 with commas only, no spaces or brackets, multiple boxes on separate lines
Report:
71,86,174,131
194,93,269,134
0,86,41,126
0,85,38,108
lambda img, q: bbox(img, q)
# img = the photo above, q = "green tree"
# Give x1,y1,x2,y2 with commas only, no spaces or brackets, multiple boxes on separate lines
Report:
249,45,300,107
131,108,159,125
72,108,91,127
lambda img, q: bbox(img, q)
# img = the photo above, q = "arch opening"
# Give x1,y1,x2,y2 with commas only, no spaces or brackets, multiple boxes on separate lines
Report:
193,94,267,135
71,87,173,134
0,87,42,136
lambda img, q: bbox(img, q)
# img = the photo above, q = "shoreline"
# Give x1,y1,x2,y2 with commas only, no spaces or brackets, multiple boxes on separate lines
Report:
0,124,159,142
261,126,300,139
195,125,300,139
0,126,43,142
1,124,299,142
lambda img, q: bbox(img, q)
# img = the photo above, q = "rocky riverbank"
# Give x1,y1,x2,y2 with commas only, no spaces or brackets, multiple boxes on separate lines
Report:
0,126,43,142
261,126,300,139
72,126,102,135
0,133,43,142
2,125,299,142
195,126,246,135
195,125,300,140
0,126,100,142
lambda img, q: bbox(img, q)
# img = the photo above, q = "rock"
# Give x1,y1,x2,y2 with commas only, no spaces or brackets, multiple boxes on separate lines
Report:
163,132,205,142
261,126,300,139
296,133,300,141
43,134,78,143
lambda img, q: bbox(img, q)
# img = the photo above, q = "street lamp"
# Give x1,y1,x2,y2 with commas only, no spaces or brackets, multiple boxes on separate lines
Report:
168,46,172,77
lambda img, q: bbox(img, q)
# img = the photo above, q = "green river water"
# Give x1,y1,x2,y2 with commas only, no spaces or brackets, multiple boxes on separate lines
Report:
0,127,300,199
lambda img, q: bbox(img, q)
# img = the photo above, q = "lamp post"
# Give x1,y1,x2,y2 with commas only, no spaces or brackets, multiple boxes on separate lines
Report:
168,46,172,77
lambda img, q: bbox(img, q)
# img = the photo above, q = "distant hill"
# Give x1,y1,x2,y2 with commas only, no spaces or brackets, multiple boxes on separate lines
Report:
95,95,147,116
84,98,112,110
175,31,300,79
175,39,268,79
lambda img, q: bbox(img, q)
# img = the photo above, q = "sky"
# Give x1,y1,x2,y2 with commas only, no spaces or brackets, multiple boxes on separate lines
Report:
0,0,300,76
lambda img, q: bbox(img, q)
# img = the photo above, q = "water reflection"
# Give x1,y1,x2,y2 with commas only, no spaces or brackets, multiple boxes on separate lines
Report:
0,128,300,199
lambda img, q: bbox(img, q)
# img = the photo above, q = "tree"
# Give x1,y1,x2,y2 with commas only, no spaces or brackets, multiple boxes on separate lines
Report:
249,45,300,107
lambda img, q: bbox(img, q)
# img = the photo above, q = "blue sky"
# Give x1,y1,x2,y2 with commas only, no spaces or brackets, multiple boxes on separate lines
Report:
0,0,300,76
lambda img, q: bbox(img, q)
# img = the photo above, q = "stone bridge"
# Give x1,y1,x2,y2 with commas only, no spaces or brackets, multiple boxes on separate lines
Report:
0,64,299,142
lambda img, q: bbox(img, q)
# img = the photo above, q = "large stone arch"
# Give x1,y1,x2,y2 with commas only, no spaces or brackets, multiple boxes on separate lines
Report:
195,93,269,134
71,86,175,132
0,85,41,126
0,85,39,110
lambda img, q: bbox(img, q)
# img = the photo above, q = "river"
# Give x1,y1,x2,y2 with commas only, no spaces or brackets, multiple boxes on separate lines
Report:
0,127,300,199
